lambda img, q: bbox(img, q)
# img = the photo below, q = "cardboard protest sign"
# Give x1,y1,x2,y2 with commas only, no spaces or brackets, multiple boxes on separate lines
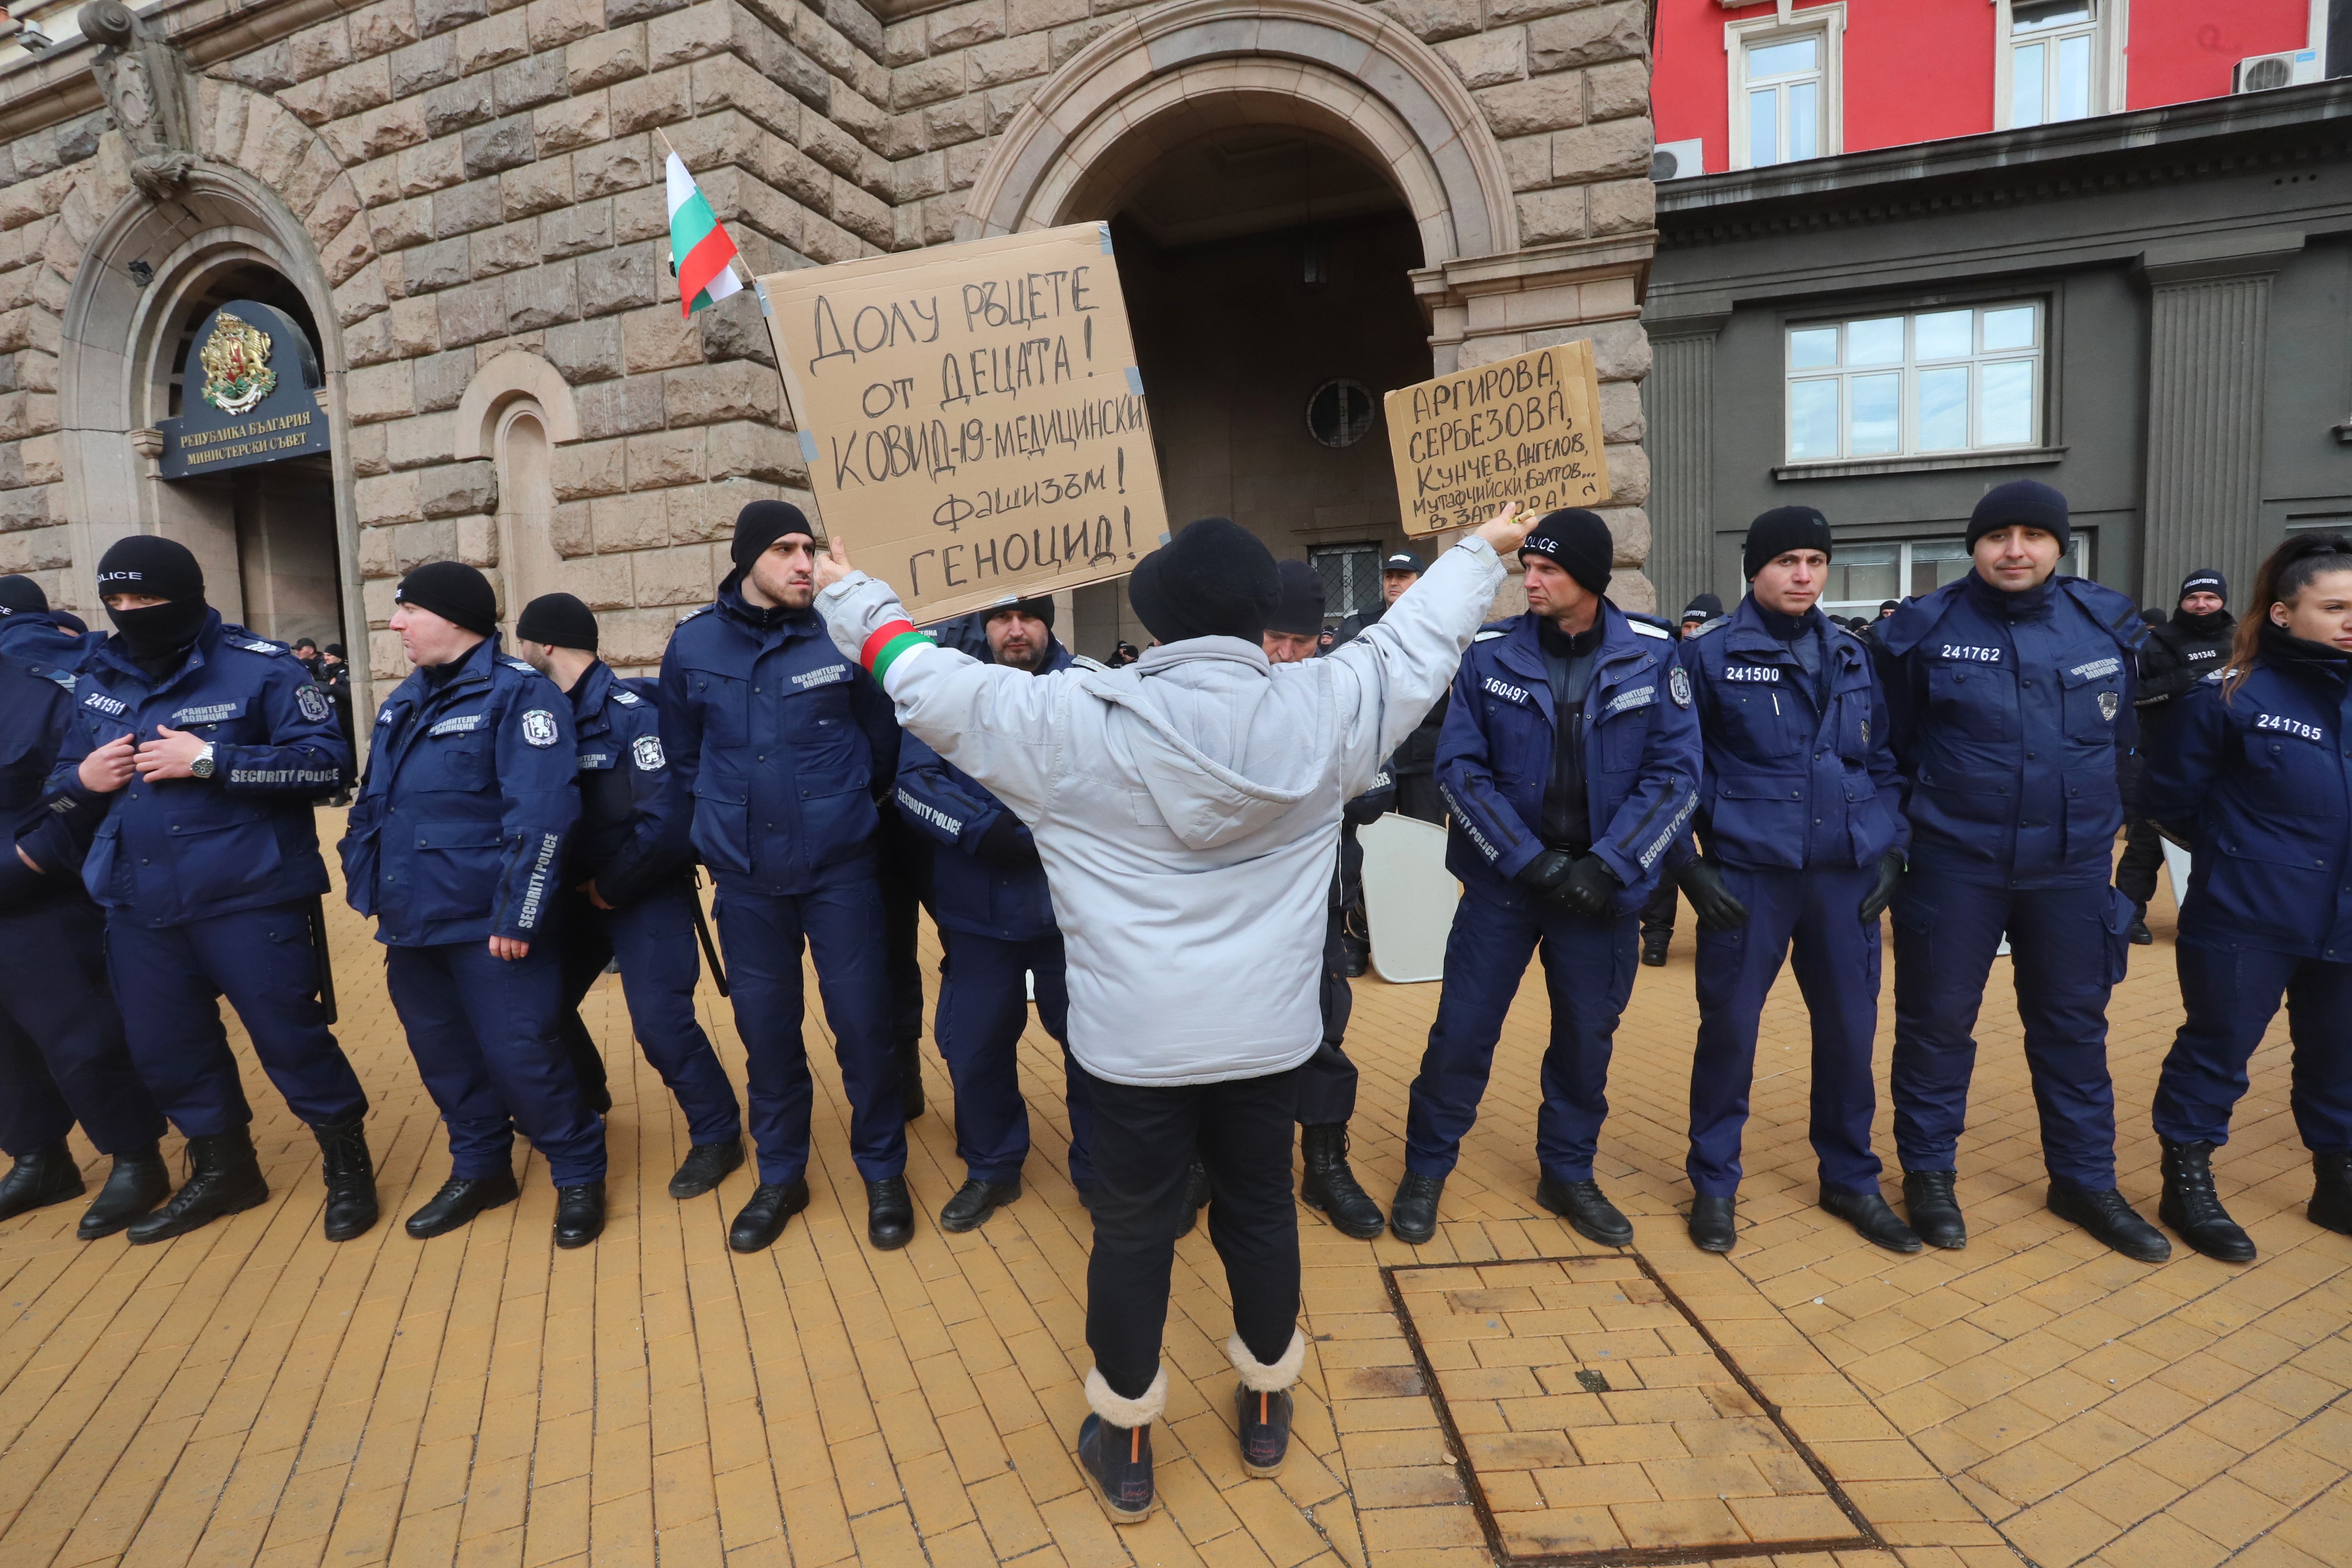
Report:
757,222,1171,622
1383,341,1610,537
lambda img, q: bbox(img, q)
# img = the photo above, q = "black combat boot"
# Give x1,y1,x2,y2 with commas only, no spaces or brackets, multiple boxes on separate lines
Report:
312,1118,378,1243
1299,1124,1384,1240
0,1144,83,1223
1901,1169,1967,1250
940,1177,1020,1232
1537,1173,1633,1246
2158,1139,2253,1262
1390,1172,1444,1244
867,1176,915,1250
79,1145,169,1240
2307,1150,2352,1236
2048,1180,2170,1263
405,1169,521,1239
728,1179,809,1253
1641,929,1671,967
1822,1186,1923,1253
554,1183,606,1248
128,1127,269,1245
669,1139,744,1199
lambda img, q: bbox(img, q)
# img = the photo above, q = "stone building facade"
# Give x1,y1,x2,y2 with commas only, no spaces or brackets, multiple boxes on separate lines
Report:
0,0,1655,728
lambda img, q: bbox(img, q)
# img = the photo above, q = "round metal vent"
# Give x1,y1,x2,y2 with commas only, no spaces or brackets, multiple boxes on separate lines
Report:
1307,378,1376,449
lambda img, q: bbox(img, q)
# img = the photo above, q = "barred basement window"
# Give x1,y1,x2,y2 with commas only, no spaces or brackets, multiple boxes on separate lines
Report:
1784,302,2044,464
1311,544,1382,620
1306,378,1376,448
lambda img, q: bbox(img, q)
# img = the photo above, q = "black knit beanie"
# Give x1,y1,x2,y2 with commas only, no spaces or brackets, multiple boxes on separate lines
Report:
394,561,499,637
1520,509,1613,597
1267,559,1326,637
1966,480,2071,555
1744,506,1834,579
1127,517,1280,645
2178,568,2226,606
517,591,600,652
983,595,1056,632
732,500,814,571
1681,593,1722,624
0,574,45,614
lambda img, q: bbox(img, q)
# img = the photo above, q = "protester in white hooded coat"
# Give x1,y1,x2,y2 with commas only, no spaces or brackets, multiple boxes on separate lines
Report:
813,507,1528,1522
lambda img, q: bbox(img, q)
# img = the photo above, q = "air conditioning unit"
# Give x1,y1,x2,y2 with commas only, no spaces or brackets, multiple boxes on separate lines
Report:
2234,49,2321,93
1652,138,1705,181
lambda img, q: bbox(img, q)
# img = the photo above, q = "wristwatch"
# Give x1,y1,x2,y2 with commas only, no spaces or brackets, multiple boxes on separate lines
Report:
189,742,215,780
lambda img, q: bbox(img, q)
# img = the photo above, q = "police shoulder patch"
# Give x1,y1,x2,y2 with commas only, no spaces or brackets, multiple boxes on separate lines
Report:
39,667,73,691
1628,619,1671,640
609,686,643,706
1473,629,1508,642
296,685,330,722
1668,666,1692,708
678,603,716,623
1689,617,1725,637
237,638,283,656
632,734,666,771
504,658,537,674
520,708,559,747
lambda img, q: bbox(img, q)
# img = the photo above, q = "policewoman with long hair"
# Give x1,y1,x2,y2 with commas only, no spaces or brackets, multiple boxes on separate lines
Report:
2139,532,2352,1262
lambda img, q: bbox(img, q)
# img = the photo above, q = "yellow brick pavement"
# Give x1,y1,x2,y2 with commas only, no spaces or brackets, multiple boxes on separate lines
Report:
0,824,2346,1568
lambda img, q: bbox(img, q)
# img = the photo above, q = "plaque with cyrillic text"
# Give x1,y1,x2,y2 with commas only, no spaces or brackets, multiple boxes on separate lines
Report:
758,222,1172,621
1384,341,1609,537
157,300,330,481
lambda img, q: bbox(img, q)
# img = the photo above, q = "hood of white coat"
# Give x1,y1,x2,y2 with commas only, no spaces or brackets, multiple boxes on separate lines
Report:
1077,637,1325,849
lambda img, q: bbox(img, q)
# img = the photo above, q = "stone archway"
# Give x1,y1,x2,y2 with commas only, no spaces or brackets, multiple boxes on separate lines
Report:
962,0,1518,266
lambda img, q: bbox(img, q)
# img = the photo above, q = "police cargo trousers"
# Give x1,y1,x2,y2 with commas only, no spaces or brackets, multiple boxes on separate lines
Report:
556,885,743,1148
1405,884,1638,1185
1687,864,1884,1198
1081,1064,1301,1402
935,927,1071,1185
712,876,906,1185
2153,939,2352,1154
0,894,164,1157
106,901,368,1139
1890,875,2134,1190
384,940,608,1186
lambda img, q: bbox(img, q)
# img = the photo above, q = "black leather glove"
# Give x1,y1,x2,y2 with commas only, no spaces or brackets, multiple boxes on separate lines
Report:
973,813,1041,869
1857,853,1904,924
1515,848,1577,898
1552,854,1622,918
1676,856,1749,932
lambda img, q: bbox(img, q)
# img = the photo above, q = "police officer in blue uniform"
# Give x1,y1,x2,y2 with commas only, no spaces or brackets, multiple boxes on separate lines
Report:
1873,481,2165,1261
512,592,748,1202
1263,560,1389,1238
894,595,1097,1232
660,502,910,1253
0,574,104,665
2138,534,2352,1260
0,642,170,1237
1395,509,1703,1245
340,563,607,1248
48,537,371,1246
1676,509,1916,1254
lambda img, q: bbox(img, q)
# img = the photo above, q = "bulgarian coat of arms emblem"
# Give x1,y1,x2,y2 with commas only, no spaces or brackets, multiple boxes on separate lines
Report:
199,312,277,416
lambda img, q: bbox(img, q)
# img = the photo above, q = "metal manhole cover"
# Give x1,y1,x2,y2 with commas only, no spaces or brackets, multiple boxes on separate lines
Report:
1383,1254,1881,1565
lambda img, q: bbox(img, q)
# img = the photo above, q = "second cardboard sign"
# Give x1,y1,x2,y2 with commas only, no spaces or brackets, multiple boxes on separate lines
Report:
1384,341,1611,538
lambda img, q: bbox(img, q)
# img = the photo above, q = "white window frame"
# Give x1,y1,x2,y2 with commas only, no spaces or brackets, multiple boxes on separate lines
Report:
1725,5,1845,172
1814,534,2092,620
1994,0,2128,130
1782,300,2049,466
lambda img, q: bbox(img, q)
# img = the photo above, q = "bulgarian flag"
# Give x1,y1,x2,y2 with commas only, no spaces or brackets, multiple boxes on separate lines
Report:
666,152,743,317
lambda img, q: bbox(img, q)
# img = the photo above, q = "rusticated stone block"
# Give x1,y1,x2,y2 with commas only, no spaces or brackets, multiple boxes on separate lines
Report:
507,259,578,330
560,549,633,608
1552,116,1654,182
592,490,667,551
627,428,704,488
630,540,718,605
1528,2,1646,73
1517,186,1585,245
546,315,624,383
554,434,627,497
418,459,498,517
575,374,666,438
1587,174,1654,237
663,361,777,426
462,114,537,177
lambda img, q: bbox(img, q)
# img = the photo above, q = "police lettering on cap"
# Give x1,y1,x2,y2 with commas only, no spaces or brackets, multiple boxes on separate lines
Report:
517,591,600,652
1519,509,1613,597
1742,506,1834,580
394,561,500,637
0,573,45,614
96,535,205,602
1681,593,1723,625
1381,551,1426,575
2179,569,2227,605
1966,479,2072,556
1268,559,1326,637
731,500,815,571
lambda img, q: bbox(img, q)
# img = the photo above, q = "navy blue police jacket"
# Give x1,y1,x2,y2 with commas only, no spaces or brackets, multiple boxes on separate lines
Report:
0,606,103,668
658,572,901,896
338,634,580,947
1873,572,2142,888
567,660,691,909
50,610,349,927
894,637,1078,943
1678,596,1906,871
1436,601,1703,914
2138,630,2352,960
0,650,108,912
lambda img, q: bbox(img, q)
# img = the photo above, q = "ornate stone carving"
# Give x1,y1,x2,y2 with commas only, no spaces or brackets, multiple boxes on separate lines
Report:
78,1,197,197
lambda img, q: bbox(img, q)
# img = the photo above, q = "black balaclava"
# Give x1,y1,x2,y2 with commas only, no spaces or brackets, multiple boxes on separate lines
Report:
1126,517,1280,645
731,500,814,572
2175,569,2232,640
1742,506,1834,580
1267,559,1326,638
516,591,600,652
1520,509,1613,597
97,535,209,671
0,573,46,615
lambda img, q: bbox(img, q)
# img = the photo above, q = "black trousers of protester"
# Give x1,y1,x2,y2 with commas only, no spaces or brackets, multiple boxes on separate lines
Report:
874,814,928,1050
1084,1064,1301,1400
1641,878,1680,940
2115,817,2165,911
1301,905,1359,1125
1394,771,1445,826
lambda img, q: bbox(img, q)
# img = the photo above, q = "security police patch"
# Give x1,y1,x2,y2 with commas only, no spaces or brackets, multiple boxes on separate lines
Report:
1668,667,1692,709
632,734,665,771
521,708,559,747
2098,691,2120,722
296,685,330,722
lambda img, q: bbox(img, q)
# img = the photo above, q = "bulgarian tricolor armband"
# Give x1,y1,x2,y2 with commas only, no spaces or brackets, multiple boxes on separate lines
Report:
860,619,935,686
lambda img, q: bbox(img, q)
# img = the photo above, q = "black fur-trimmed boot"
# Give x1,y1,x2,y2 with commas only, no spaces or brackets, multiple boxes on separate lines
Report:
1230,1328,1304,1477
1076,1365,1162,1523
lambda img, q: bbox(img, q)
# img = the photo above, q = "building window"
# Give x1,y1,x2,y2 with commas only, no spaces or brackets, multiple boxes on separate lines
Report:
2010,1,2095,126
1817,535,2087,619
1783,301,2044,464
1311,544,1383,622
1725,7,1844,171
